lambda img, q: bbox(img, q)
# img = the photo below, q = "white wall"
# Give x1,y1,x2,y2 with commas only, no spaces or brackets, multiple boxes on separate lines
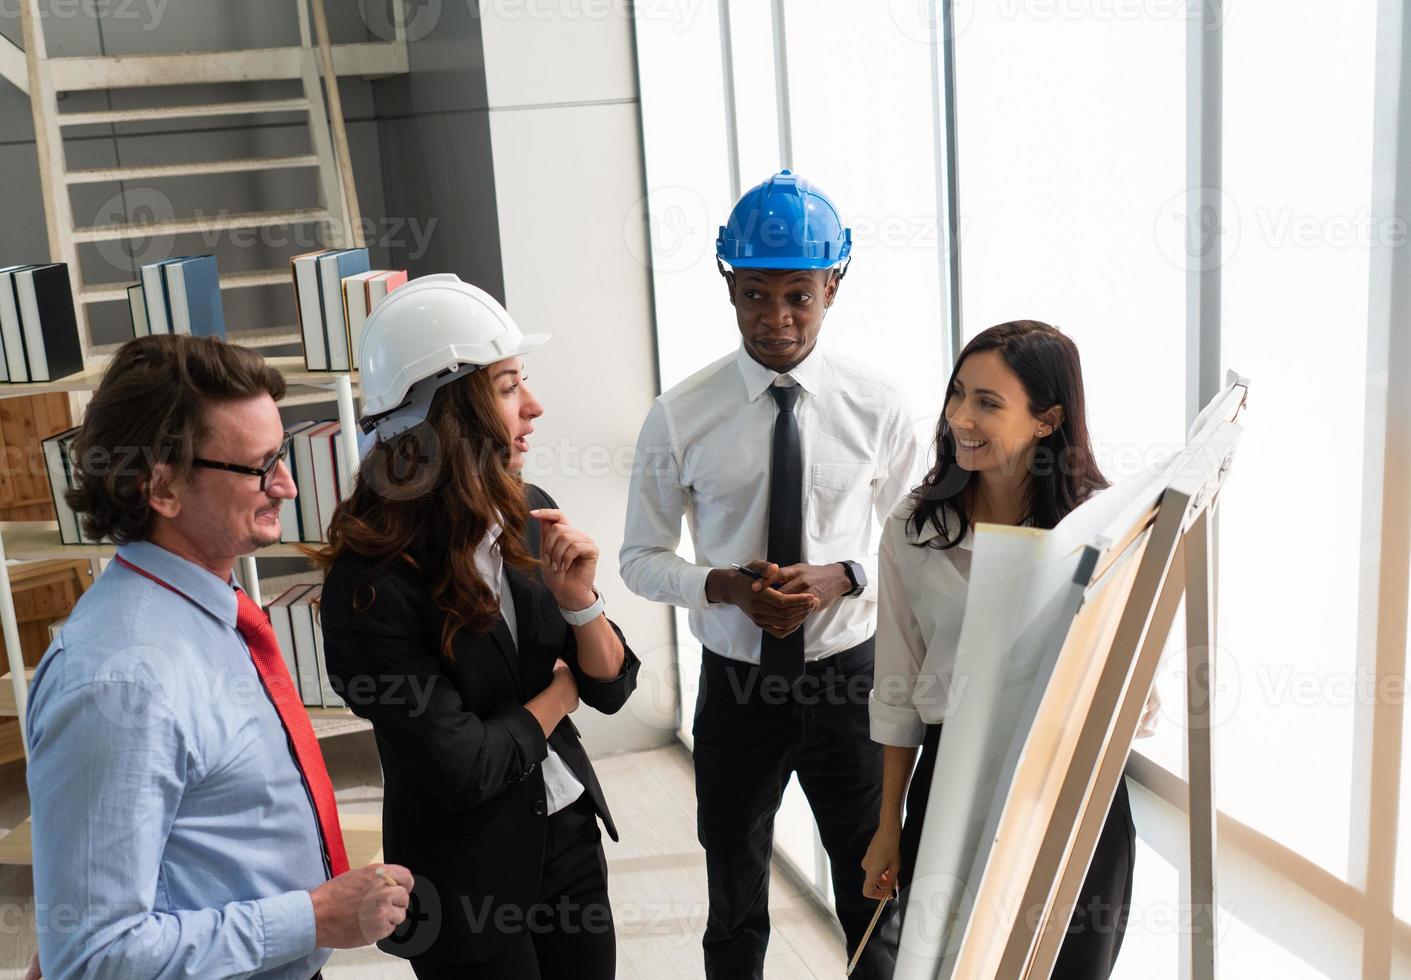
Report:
479,5,678,754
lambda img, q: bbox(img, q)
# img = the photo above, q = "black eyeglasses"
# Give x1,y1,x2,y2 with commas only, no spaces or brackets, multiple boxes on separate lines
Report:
192,435,292,493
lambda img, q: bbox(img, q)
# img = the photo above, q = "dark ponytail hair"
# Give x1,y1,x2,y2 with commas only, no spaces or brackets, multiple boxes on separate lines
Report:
909,320,1107,548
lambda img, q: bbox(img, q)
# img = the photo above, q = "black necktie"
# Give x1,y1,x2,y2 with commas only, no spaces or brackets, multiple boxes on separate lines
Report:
761,382,804,683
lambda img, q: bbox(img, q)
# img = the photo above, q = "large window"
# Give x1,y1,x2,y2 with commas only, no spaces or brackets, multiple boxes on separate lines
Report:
1217,0,1379,881
634,0,1411,970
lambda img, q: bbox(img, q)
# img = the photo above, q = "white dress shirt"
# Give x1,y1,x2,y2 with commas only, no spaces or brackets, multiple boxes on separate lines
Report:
621,343,921,664
868,501,975,746
475,526,585,815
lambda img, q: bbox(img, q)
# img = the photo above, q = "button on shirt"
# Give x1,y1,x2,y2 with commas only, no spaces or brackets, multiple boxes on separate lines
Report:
25,540,330,980
474,526,585,814
621,344,922,664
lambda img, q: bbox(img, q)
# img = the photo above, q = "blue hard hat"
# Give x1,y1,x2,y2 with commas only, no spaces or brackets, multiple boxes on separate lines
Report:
716,170,852,271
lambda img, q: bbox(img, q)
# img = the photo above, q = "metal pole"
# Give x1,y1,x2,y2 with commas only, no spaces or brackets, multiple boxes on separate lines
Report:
934,0,964,362
334,374,360,496
239,554,262,608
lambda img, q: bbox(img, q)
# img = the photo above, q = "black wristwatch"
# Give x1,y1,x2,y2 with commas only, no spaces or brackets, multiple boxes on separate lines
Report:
839,560,867,597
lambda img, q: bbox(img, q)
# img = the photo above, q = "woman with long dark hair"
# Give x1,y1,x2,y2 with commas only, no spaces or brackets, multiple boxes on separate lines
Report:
314,275,640,980
860,320,1134,978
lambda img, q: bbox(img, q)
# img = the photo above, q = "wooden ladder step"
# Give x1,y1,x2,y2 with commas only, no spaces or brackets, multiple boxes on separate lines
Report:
66,154,321,184
72,207,330,244
80,268,292,305
230,326,303,350
57,97,311,127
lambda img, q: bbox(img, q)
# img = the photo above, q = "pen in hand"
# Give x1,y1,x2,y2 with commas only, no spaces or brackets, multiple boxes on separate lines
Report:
731,562,784,589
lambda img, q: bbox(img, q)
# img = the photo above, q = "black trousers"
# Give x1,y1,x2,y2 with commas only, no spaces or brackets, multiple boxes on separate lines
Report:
409,795,615,980
693,640,900,980
899,724,1136,980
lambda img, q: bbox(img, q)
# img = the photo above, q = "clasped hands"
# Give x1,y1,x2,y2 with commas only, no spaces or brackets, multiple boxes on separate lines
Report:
709,560,852,639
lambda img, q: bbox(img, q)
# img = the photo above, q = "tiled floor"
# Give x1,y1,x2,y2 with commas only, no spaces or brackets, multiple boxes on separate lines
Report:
0,735,847,978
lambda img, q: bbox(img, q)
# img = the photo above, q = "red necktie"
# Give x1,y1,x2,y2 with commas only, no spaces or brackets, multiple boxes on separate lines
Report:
114,556,350,877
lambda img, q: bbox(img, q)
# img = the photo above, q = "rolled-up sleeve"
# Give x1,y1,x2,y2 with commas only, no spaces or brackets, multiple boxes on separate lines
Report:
27,668,318,980
620,400,713,610
869,522,928,747
564,618,641,714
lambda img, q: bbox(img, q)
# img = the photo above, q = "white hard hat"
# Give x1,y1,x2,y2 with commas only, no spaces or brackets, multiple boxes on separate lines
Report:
358,274,549,439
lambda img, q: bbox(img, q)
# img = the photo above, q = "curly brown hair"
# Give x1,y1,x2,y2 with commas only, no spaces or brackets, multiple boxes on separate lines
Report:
67,335,287,544
311,367,537,659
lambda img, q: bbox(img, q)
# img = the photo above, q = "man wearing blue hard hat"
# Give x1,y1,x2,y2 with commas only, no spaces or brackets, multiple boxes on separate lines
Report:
622,171,920,978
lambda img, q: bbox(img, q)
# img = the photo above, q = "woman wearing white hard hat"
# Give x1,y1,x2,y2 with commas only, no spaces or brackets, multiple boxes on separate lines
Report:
315,275,640,979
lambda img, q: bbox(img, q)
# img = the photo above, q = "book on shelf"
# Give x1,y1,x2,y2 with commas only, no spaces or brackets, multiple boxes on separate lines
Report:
365,270,408,309
135,256,226,339
290,420,328,544
41,426,89,546
341,270,378,368
139,257,176,336
308,421,343,543
287,584,324,707
11,263,82,383
343,269,407,368
163,256,226,339
310,591,343,708
0,264,28,383
127,284,148,341
291,248,370,372
279,419,320,544
288,419,347,543
266,583,311,690
318,250,370,372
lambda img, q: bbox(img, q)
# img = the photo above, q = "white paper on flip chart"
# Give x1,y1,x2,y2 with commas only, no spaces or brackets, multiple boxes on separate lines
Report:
894,465,1167,980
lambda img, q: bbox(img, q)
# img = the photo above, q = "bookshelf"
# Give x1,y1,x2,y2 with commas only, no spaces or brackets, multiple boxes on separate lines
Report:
0,359,364,769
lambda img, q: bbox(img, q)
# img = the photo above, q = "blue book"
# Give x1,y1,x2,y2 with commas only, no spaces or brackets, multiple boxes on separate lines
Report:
315,248,369,371
163,255,226,339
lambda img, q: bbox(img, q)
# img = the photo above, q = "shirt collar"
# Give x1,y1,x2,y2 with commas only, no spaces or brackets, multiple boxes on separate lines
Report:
114,539,240,626
734,343,826,402
907,505,972,549
907,504,1031,549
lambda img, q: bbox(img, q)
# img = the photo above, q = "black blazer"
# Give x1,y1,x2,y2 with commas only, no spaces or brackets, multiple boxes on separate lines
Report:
319,485,641,963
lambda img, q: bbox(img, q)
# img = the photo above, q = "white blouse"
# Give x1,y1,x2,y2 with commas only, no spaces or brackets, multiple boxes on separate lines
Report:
868,497,977,747
869,490,1156,748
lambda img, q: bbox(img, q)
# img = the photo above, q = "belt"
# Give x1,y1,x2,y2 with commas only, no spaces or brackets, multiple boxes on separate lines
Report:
703,634,876,674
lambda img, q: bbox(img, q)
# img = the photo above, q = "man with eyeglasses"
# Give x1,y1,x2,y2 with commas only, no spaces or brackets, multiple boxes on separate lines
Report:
24,335,413,980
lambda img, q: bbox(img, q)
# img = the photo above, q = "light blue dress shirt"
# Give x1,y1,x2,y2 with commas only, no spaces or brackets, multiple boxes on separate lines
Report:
26,540,331,980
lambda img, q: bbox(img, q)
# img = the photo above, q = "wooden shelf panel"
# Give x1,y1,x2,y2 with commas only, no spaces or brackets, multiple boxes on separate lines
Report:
0,818,30,865
0,808,383,866
0,357,355,398
0,522,326,563
0,669,34,717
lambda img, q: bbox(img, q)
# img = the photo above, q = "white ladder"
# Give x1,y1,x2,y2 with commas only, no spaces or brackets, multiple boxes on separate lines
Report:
17,0,378,361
